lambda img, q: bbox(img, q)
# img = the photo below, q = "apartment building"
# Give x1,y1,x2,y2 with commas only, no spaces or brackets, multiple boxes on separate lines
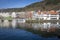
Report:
0,10,59,20
0,12,10,17
32,10,59,20
57,10,60,19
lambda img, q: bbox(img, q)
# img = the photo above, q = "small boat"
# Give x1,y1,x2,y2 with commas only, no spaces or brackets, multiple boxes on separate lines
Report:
17,19,25,23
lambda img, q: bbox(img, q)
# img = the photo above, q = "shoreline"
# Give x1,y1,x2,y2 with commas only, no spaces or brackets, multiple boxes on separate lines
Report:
26,20,60,23
0,19,60,23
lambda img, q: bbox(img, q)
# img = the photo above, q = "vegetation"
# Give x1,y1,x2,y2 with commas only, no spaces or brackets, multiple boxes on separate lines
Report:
26,20,59,23
4,16,12,20
45,0,60,5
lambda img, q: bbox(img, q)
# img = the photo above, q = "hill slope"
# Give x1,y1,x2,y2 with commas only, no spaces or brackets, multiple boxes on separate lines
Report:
0,0,60,12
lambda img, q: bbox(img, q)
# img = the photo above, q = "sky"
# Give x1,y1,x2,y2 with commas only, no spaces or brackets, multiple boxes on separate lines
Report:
0,0,42,9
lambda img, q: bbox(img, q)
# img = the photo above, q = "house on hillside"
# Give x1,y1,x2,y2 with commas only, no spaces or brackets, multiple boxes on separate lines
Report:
56,10,60,20
16,12,26,19
0,12,10,17
25,11,33,20
32,10,59,20
11,12,16,18
0,12,16,19
32,10,49,20
48,10,59,20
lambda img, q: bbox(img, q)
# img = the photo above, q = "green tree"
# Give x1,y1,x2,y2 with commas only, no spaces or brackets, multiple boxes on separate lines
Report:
45,0,60,5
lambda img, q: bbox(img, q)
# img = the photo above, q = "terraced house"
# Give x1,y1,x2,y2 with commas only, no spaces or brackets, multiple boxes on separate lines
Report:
0,10,59,21
56,10,60,20
32,10,59,20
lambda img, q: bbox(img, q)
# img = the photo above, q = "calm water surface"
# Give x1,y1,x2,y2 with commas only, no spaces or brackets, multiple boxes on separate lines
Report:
0,19,60,40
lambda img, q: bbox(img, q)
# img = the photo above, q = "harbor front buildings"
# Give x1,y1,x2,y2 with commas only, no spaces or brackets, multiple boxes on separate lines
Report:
0,10,60,21
32,10,59,20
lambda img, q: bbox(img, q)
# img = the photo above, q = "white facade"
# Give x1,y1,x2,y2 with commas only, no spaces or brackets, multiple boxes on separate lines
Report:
0,11,59,20
57,10,60,19
0,12,26,19
32,11,59,20
0,12,10,17
11,12,16,18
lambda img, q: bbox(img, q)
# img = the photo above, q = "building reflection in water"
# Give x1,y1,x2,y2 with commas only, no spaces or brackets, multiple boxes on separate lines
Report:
32,22,60,32
12,19,17,28
0,20,10,28
0,19,60,32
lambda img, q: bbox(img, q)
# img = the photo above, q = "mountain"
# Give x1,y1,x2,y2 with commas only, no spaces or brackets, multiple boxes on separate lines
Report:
0,0,60,12
24,0,60,11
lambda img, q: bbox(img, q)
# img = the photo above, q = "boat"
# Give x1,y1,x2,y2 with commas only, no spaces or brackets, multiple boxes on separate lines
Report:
17,19,25,23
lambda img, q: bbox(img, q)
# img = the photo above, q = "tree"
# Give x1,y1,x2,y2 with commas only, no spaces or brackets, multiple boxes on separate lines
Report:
45,0,60,5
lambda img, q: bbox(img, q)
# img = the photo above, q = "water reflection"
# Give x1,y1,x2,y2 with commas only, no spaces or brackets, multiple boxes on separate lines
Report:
32,22,60,32
0,19,60,38
0,19,60,31
12,19,17,28
0,20,10,28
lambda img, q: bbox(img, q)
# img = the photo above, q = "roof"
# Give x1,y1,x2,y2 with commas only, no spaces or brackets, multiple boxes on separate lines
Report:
49,10,58,15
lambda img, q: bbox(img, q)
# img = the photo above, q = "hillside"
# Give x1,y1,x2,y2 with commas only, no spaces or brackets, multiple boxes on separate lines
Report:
0,0,60,12
24,0,60,11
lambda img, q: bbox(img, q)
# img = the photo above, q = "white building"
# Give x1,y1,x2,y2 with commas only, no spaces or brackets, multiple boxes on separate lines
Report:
11,12,16,18
56,10,60,19
0,12,10,17
32,10,59,20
